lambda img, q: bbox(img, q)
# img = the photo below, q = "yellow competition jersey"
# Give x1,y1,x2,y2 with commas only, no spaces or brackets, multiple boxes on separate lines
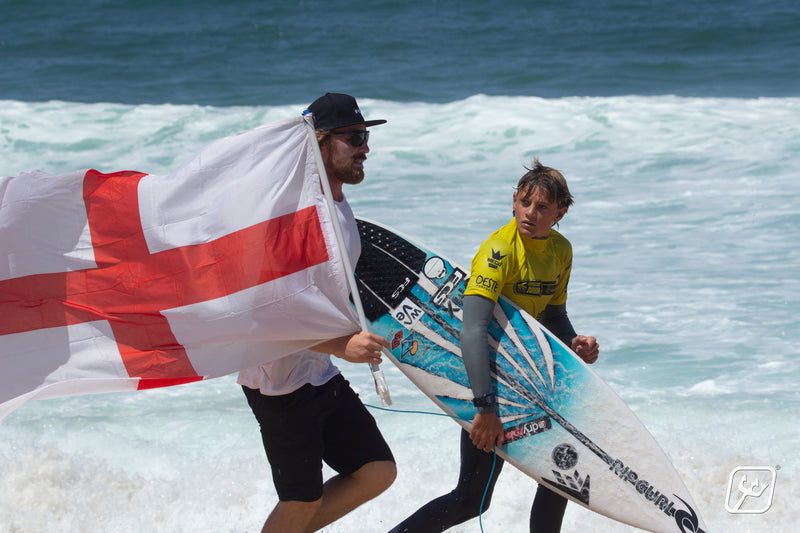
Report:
464,219,572,320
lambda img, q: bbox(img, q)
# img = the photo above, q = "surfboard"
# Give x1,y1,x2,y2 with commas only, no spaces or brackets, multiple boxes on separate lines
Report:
354,218,706,533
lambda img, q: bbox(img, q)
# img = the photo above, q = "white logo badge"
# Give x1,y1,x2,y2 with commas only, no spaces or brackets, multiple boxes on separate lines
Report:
725,466,777,514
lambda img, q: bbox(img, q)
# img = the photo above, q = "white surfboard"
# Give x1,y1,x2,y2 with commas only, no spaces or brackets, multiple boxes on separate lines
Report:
354,218,706,533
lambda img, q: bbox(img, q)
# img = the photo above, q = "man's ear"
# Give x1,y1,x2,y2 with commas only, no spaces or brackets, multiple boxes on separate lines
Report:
555,207,568,222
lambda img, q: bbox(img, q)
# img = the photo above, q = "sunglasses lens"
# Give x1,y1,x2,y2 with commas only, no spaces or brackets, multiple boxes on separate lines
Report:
350,131,368,146
334,130,369,146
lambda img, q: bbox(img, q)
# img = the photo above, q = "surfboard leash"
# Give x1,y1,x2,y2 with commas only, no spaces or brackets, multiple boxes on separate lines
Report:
478,447,498,533
365,403,497,533
365,403,470,421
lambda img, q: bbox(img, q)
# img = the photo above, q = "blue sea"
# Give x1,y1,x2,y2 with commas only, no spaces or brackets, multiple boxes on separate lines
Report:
1,0,798,531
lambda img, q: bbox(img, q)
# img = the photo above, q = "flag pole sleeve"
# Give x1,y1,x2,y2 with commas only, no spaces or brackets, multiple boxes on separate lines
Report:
303,114,392,406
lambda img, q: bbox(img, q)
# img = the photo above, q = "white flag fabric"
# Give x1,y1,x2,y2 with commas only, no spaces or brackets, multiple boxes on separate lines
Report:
0,116,360,421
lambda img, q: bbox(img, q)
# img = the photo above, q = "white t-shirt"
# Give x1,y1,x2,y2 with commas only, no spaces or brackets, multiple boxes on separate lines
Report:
237,196,361,396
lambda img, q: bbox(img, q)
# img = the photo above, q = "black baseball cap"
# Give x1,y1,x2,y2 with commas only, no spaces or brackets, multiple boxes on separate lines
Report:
305,93,387,131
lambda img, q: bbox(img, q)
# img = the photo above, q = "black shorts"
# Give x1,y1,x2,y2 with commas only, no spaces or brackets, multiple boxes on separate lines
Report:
242,373,394,502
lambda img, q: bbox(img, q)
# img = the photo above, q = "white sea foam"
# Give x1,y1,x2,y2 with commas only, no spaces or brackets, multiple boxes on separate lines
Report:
1,95,798,531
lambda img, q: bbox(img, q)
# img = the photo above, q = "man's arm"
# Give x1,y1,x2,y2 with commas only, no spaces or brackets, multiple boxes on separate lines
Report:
310,331,390,365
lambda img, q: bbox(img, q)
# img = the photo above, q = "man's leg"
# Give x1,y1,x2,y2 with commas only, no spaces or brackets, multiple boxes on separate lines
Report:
244,378,395,533
262,499,322,533
303,460,397,532
308,375,395,531
242,384,328,533
262,460,395,533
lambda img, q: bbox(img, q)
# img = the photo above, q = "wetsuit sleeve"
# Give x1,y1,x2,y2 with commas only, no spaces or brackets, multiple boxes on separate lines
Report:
460,294,496,404
539,303,577,347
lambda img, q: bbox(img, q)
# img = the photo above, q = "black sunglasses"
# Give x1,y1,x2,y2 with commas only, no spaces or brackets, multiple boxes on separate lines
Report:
331,130,369,147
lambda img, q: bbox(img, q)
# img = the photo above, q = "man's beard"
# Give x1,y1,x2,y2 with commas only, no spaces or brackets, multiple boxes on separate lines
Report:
329,156,365,185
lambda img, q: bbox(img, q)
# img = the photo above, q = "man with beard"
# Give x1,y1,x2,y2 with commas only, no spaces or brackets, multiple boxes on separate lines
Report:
239,93,396,533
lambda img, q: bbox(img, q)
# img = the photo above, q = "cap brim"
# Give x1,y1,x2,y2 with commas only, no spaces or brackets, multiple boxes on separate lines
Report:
364,119,387,127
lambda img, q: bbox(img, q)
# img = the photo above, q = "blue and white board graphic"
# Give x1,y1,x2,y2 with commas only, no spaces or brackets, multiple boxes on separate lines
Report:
354,218,706,533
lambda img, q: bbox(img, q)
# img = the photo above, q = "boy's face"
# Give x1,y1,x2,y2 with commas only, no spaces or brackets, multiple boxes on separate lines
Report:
512,186,565,239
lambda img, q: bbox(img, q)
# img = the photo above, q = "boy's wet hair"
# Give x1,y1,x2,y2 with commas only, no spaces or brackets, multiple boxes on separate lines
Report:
516,158,574,210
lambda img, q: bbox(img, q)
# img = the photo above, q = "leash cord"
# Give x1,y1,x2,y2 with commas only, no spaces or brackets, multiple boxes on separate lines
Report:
365,403,496,533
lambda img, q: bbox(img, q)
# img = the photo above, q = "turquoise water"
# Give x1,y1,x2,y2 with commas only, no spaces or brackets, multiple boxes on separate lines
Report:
2,0,799,104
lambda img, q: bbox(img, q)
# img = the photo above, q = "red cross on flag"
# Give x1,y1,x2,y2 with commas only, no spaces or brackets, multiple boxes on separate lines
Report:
0,116,360,421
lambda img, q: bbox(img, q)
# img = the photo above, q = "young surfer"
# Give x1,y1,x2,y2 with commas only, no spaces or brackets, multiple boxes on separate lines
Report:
389,159,599,533
239,93,396,533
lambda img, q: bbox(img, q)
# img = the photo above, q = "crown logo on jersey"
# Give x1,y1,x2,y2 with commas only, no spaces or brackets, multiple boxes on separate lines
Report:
487,249,507,270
